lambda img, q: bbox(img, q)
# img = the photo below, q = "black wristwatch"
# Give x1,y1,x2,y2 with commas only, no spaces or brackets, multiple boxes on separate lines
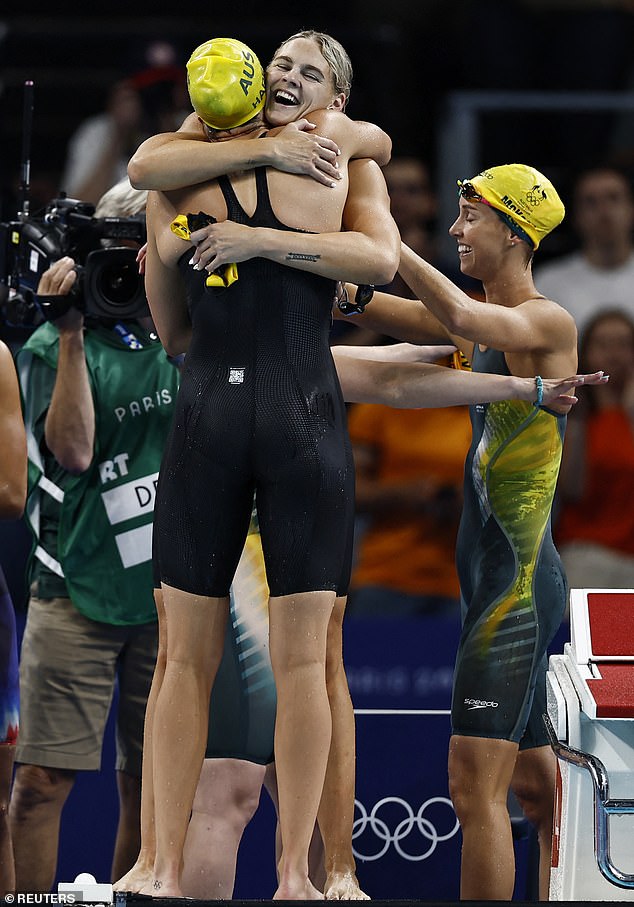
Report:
337,283,375,316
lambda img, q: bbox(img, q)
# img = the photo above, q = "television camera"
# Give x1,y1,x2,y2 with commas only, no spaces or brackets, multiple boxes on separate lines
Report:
0,195,149,327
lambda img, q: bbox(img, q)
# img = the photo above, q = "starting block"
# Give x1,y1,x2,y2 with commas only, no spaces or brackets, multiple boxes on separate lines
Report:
546,589,634,900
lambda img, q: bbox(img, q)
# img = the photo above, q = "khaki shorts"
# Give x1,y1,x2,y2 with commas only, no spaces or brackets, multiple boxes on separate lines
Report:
16,594,158,775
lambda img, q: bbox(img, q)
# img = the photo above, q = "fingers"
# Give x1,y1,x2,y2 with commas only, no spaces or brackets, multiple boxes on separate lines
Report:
315,136,341,158
37,257,77,295
572,371,609,386
292,121,341,156
310,150,342,187
190,247,217,271
189,226,211,246
189,239,222,273
136,245,148,275
587,370,609,384
310,167,341,188
188,226,213,269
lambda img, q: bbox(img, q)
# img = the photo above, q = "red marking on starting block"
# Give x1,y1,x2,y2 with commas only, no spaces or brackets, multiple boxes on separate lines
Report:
587,592,634,657
587,663,634,718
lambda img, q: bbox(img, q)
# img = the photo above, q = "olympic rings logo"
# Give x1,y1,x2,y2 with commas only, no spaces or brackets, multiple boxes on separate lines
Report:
352,796,460,862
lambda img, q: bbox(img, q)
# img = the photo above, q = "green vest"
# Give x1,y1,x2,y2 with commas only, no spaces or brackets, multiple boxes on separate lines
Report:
17,321,179,625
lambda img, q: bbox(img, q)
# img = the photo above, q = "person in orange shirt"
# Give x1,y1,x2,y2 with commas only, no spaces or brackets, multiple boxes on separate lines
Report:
348,399,471,616
556,309,634,588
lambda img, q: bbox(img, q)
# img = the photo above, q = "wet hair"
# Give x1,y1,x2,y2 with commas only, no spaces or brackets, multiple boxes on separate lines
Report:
272,29,353,105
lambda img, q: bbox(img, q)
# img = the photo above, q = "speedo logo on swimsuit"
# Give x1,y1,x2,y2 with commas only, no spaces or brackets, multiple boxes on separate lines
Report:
464,698,499,710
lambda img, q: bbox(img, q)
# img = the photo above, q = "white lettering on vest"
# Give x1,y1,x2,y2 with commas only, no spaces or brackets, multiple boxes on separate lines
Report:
99,452,130,485
113,388,173,421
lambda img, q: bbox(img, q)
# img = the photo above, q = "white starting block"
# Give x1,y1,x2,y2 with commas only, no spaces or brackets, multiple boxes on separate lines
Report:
546,588,634,900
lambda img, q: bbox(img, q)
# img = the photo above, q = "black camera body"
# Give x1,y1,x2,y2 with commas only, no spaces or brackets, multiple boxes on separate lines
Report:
0,196,149,327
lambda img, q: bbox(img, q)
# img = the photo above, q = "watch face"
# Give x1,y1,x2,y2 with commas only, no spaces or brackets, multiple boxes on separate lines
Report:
355,284,375,308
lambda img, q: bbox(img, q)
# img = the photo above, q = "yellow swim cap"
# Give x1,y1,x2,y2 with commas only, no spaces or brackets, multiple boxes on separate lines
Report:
458,164,565,249
186,38,266,130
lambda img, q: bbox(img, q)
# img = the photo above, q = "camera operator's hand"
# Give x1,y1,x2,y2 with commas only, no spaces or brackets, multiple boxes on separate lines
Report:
37,256,78,297
37,257,83,331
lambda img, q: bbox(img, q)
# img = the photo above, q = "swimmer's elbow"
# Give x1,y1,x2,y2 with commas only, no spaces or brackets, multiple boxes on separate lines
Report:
375,135,392,168
372,248,399,286
161,329,191,360
127,156,150,190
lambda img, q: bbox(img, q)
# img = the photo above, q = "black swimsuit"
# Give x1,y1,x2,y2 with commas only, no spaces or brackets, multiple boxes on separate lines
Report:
154,169,355,598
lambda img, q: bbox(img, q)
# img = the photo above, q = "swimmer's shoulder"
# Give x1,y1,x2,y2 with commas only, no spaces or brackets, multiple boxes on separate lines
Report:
303,108,392,166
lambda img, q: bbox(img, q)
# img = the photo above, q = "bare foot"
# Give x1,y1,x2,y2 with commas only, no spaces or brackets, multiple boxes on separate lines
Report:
274,879,323,900
325,870,370,900
138,877,183,897
112,858,153,893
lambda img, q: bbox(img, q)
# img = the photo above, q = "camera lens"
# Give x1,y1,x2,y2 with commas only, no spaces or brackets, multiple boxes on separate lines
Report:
96,257,138,305
83,248,149,319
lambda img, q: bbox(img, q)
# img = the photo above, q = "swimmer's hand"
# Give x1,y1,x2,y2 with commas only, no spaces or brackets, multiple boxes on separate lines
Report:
269,120,342,187
136,243,148,276
529,371,609,409
189,220,261,273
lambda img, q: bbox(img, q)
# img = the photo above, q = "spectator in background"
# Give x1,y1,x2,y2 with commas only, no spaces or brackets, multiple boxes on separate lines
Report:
347,383,471,618
556,309,634,589
61,41,188,208
333,156,439,347
0,340,27,897
61,79,146,206
127,40,189,136
382,157,437,297
534,167,634,333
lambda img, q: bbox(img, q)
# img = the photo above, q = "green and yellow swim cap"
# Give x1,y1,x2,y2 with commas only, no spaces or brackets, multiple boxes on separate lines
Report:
458,163,565,249
186,38,266,130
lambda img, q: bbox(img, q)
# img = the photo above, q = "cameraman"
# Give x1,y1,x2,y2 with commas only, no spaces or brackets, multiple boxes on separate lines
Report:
8,180,179,891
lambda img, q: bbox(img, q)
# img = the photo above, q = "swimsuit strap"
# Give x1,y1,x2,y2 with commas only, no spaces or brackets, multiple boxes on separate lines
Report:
252,167,284,227
216,174,249,224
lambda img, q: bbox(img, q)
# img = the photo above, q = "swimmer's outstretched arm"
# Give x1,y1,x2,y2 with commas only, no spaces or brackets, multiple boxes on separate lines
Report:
332,342,457,363
334,283,453,345
332,348,608,409
397,242,578,358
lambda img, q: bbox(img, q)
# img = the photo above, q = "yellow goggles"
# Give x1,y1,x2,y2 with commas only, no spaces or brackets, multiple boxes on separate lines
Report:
170,213,238,288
